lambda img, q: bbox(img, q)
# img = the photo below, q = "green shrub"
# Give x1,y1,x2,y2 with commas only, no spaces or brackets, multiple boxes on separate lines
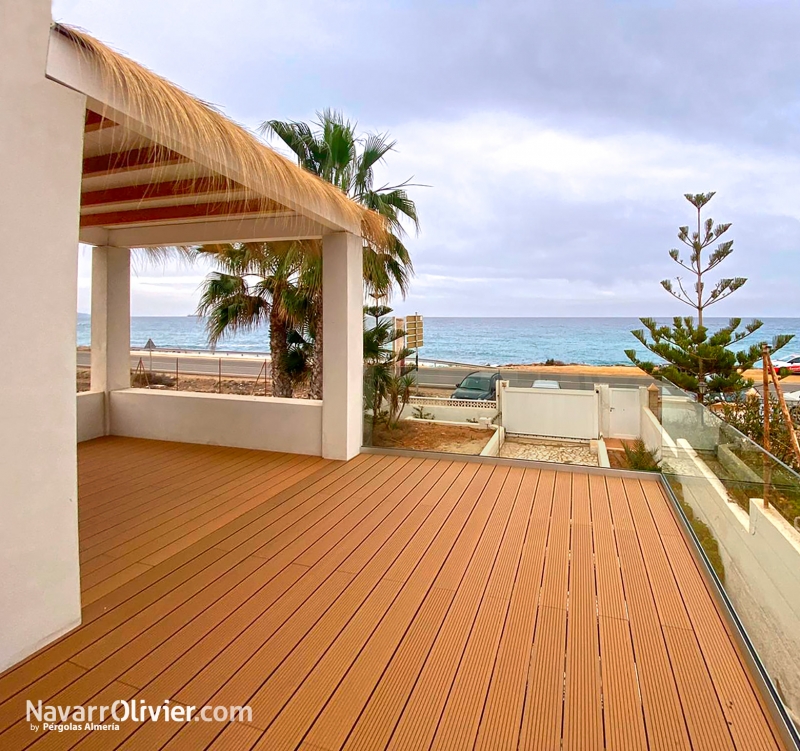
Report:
622,439,661,472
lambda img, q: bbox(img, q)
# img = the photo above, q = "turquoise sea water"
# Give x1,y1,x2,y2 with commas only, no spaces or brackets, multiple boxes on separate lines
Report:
76,316,800,367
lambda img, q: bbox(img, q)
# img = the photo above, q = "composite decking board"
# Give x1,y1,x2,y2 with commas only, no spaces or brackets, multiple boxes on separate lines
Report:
303,468,528,751
128,462,472,746
84,454,328,577
77,440,244,496
563,473,604,751
0,455,392,737
200,462,492,750
78,449,298,556
609,478,692,751
588,475,628,620
0,451,364,702
244,459,447,730
626,480,736,750
78,456,329,605
3,456,413,751
428,468,528,751
340,464,493,751
590,476,648,751
253,465,497,749
472,468,550,751
657,500,783,751
384,466,514,751
78,440,241,499
81,453,317,563
518,470,572,751
78,447,288,540
0,439,786,751
122,458,441,750
78,452,313,574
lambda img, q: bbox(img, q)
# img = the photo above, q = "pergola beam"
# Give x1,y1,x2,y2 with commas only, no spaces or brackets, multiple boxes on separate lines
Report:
84,110,117,133
79,213,326,248
80,198,281,228
81,177,242,207
82,146,189,177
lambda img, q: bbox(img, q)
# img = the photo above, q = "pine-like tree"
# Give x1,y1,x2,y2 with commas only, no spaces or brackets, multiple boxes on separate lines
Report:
625,192,793,402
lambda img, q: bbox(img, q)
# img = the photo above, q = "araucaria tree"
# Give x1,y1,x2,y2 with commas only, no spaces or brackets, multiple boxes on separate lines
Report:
625,192,792,401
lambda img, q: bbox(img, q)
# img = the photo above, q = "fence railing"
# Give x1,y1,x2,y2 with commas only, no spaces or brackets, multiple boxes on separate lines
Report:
76,355,310,399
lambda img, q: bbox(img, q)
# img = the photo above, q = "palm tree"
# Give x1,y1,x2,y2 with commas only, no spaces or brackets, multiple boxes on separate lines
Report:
261,109,418,298
197,111,419,399
195,242,313,398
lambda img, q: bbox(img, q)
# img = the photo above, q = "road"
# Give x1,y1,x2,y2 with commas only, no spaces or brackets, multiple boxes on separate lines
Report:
76,349,800,396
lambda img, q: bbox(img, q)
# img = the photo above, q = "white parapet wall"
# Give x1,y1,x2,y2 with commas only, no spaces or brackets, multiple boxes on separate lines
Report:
669,439,800,720
480,425,505,457
77,391,105,442
110,389,324,456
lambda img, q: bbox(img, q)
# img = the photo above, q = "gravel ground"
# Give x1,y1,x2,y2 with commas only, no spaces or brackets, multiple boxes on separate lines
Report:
500,439,598,466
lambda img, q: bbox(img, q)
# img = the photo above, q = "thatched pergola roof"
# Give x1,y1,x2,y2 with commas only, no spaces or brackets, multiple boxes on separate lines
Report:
50,24,388,248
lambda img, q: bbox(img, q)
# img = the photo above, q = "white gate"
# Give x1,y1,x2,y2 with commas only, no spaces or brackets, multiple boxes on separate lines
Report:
500,386,599,440
608,388,640,439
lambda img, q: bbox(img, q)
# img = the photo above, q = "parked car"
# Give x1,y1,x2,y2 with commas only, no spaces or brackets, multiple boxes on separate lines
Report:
771,354,800,374
532,379,561,389
451,371,501,400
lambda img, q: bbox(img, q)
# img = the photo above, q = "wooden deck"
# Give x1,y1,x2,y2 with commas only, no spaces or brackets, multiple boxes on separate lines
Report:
0,437,786,751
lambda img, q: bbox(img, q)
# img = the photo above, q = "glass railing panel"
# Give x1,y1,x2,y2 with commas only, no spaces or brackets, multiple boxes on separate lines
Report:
654,378,800,732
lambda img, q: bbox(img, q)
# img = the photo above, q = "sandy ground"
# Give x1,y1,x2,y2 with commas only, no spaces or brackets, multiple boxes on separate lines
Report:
371,421,491,455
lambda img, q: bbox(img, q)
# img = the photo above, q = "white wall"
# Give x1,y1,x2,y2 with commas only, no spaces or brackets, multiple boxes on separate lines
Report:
640,406,665,461
669,442,800,720
0,0,85,671
110,389,324,456
400,397,498,424
500,385,599,439
77,392,106,443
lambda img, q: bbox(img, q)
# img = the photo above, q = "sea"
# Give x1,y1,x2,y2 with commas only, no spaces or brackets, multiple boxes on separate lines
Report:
76,316,800,367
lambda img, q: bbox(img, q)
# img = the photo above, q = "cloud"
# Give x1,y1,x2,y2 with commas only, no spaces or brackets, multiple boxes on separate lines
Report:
60,0,800,318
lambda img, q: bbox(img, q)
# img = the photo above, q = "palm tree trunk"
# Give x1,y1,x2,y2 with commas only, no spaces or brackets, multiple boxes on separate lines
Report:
310,297,323,400
270,303,293,398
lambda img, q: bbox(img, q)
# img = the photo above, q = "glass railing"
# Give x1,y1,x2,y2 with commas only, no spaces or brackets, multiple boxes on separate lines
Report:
654,380,800,733
658,384,800,527
361,360,620,467
362,361,504,457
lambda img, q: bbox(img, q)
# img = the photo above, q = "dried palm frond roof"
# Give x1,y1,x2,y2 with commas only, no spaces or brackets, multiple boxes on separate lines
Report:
54,23,389,246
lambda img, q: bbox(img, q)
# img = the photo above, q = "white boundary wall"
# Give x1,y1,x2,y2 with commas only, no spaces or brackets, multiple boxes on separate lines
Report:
400,397,498,424
500,384,599,439
110,389,323,456
77,392,105,443
670,440,800,720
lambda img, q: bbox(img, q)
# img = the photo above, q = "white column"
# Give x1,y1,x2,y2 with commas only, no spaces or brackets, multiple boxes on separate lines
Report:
91,246,131,395
322,232,364,460
0,0,85,671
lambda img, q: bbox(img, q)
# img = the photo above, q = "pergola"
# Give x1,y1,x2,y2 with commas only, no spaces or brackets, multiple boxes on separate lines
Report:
50,23,375,462
2,7,374,672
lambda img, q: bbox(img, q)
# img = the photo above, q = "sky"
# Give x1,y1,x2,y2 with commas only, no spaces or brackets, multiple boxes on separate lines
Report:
57,0,800,318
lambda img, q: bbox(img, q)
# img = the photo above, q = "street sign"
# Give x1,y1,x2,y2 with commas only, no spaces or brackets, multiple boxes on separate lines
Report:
144,338,157,351
405,314,424,348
